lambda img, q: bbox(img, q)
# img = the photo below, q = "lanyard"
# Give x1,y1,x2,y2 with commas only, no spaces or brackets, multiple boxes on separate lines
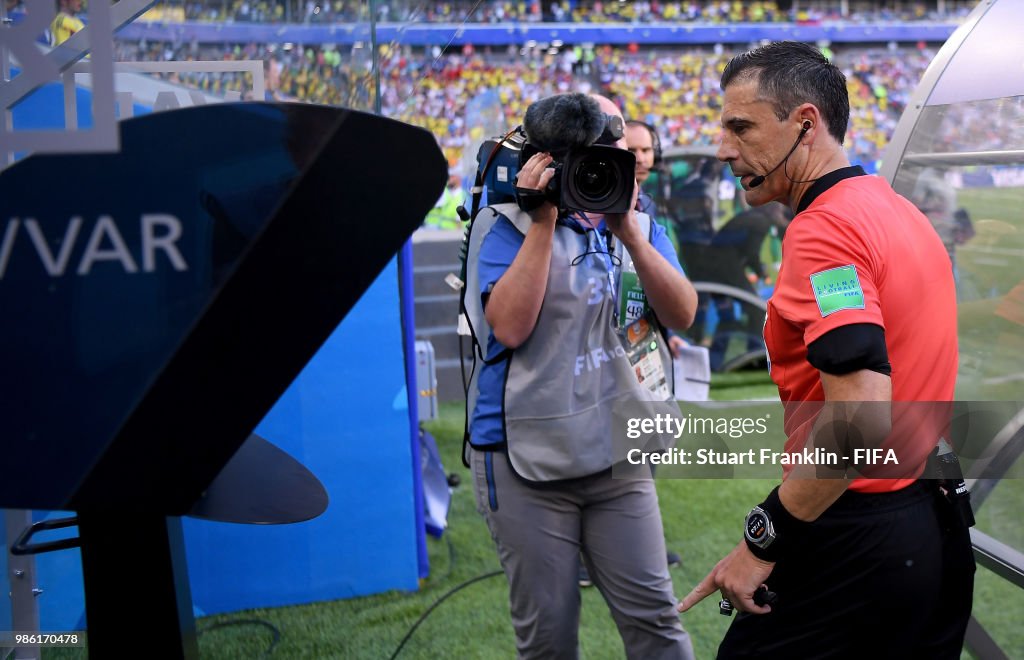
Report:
577,212,619,311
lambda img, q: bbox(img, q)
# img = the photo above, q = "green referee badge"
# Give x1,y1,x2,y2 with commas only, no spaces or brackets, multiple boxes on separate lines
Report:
810,265,865,317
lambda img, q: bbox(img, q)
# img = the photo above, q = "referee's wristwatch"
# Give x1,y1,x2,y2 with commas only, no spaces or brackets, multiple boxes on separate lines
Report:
743,487,816,562
744,505,777,554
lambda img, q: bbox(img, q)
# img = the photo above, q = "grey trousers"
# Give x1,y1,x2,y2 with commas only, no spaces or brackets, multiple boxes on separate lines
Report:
471,449,694,660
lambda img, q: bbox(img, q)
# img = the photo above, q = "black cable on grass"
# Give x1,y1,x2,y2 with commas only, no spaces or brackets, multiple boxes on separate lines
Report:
388,570,505,659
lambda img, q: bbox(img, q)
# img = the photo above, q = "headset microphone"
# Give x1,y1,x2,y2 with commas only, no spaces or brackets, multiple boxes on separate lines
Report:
748,121,811,189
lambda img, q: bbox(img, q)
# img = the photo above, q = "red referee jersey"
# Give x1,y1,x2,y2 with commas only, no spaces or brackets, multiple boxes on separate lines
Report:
765,173,958,493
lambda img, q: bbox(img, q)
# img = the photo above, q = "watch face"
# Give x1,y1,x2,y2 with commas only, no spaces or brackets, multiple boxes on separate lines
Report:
745,509,772,546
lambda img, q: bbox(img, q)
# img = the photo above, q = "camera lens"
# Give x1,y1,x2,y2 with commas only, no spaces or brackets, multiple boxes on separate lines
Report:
572,155,622,204
560,146,634,214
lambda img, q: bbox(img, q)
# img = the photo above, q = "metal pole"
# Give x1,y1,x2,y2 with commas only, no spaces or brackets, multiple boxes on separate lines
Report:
370,0,381,115
1,0,12,166
4,510,41,660
77,514,198,659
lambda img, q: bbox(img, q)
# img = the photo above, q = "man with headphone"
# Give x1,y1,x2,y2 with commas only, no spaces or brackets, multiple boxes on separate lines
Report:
624,119,686,573
625,120,665,225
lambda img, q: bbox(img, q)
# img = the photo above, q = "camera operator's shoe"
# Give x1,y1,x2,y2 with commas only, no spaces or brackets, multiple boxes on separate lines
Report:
667,550,682,568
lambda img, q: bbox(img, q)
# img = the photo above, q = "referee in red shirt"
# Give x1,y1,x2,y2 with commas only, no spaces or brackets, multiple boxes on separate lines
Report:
677,41,975,658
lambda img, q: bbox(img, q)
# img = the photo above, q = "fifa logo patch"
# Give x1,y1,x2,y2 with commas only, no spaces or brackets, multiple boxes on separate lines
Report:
810,264,865,317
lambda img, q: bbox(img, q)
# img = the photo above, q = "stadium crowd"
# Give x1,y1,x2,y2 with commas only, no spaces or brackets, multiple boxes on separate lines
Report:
37,0,974,172
113,37,937,172
176,0,976,26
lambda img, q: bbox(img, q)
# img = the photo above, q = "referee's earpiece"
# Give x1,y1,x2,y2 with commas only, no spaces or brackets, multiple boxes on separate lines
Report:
801,120,812,133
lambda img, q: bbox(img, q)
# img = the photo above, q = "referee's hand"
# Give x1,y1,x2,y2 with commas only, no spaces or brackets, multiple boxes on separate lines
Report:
677,541,775,615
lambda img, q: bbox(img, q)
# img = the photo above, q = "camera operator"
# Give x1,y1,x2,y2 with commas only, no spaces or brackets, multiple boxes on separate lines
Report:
468,93,697,659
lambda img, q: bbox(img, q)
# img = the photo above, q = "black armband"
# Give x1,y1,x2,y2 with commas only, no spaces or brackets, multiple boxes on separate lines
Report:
806,323,891,376
743,487,814,563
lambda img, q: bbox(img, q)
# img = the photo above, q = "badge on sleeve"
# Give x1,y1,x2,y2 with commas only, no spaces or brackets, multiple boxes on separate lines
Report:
810,265,865,317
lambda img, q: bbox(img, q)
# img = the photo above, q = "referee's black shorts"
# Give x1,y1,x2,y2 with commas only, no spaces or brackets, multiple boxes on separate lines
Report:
718,480,975,659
